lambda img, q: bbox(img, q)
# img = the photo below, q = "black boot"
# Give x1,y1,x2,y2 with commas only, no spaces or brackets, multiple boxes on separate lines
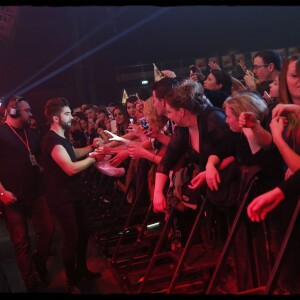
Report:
33,253,50,285
25,277,38,293
26,284,38,293
78,268,101,281
65,284,81,294
65,264,81,293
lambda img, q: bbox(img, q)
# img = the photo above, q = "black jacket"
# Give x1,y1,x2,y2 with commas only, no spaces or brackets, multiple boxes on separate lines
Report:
157,107,231,175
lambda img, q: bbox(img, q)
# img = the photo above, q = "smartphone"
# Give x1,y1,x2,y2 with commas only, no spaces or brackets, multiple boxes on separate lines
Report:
139,117,149,130
263,91,272,105
110,119,117,134
105,107,113,120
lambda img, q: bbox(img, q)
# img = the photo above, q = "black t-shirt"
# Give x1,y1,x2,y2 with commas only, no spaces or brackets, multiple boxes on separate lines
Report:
157,107,231,175
0,123,42,200
211,131,284,180
41,130,83,207
279,169,300,200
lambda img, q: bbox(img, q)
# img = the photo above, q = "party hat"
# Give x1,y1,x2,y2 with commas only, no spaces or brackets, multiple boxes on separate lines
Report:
121,89,128,104
153,63,165,82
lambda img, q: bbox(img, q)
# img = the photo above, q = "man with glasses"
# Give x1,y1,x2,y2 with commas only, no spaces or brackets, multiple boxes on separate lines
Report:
244,49,282,96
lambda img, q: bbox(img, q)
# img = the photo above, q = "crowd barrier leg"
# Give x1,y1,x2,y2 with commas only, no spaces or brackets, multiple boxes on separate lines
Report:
111,181,148,265
264,197,300,294
167,196,207,294
124,201,154,272
102,182,132,256
206,173,259,294
137,207,176,293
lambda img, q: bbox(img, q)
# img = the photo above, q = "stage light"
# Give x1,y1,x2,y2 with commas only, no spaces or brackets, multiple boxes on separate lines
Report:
141,80,148,85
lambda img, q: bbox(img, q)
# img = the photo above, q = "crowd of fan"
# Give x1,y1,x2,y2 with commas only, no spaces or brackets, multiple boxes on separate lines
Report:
1,49,300,294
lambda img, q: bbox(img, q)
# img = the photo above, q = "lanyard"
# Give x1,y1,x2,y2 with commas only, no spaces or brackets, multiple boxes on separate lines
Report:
6,123,32,155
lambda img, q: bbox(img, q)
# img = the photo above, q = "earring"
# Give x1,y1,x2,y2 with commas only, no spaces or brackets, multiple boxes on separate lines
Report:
185,118,190,127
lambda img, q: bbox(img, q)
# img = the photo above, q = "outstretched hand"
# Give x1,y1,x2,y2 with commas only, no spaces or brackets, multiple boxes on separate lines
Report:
247,187,285,222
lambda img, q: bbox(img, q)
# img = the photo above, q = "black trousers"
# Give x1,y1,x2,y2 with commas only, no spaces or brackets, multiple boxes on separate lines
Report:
3,195,54,288
49,199,91,286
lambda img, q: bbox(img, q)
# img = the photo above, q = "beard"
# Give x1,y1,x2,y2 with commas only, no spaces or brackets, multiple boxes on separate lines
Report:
20,116,31,128
21,119,30,128
59,118,72,130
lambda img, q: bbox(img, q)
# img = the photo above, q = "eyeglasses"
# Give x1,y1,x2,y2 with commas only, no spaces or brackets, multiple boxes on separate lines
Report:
252,64,270,70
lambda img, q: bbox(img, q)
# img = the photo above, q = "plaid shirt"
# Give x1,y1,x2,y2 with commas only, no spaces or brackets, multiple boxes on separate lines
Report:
163,119,175,137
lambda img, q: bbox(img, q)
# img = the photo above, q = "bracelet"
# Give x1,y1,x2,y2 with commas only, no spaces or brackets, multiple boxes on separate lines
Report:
252,121,261,134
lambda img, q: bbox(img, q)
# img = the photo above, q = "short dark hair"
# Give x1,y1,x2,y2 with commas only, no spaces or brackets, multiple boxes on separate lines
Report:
72,111,85,119
151,77,179,100
136,87,152,100
254,49,282,71
44,97,70,124
95,105,110,117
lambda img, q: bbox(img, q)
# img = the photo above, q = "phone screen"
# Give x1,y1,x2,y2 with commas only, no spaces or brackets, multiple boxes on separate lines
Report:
139,117,149,130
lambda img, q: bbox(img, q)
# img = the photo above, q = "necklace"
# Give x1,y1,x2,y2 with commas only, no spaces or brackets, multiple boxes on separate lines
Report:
6,123,38,166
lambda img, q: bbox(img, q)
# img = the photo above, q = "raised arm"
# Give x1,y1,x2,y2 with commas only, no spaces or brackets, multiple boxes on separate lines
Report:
239,112,273,149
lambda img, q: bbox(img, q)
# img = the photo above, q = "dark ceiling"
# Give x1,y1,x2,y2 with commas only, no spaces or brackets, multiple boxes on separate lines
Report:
0,5,299,118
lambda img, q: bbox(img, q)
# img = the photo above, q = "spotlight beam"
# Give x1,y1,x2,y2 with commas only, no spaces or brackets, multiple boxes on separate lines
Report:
12,7,171,97
5,7,130,99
